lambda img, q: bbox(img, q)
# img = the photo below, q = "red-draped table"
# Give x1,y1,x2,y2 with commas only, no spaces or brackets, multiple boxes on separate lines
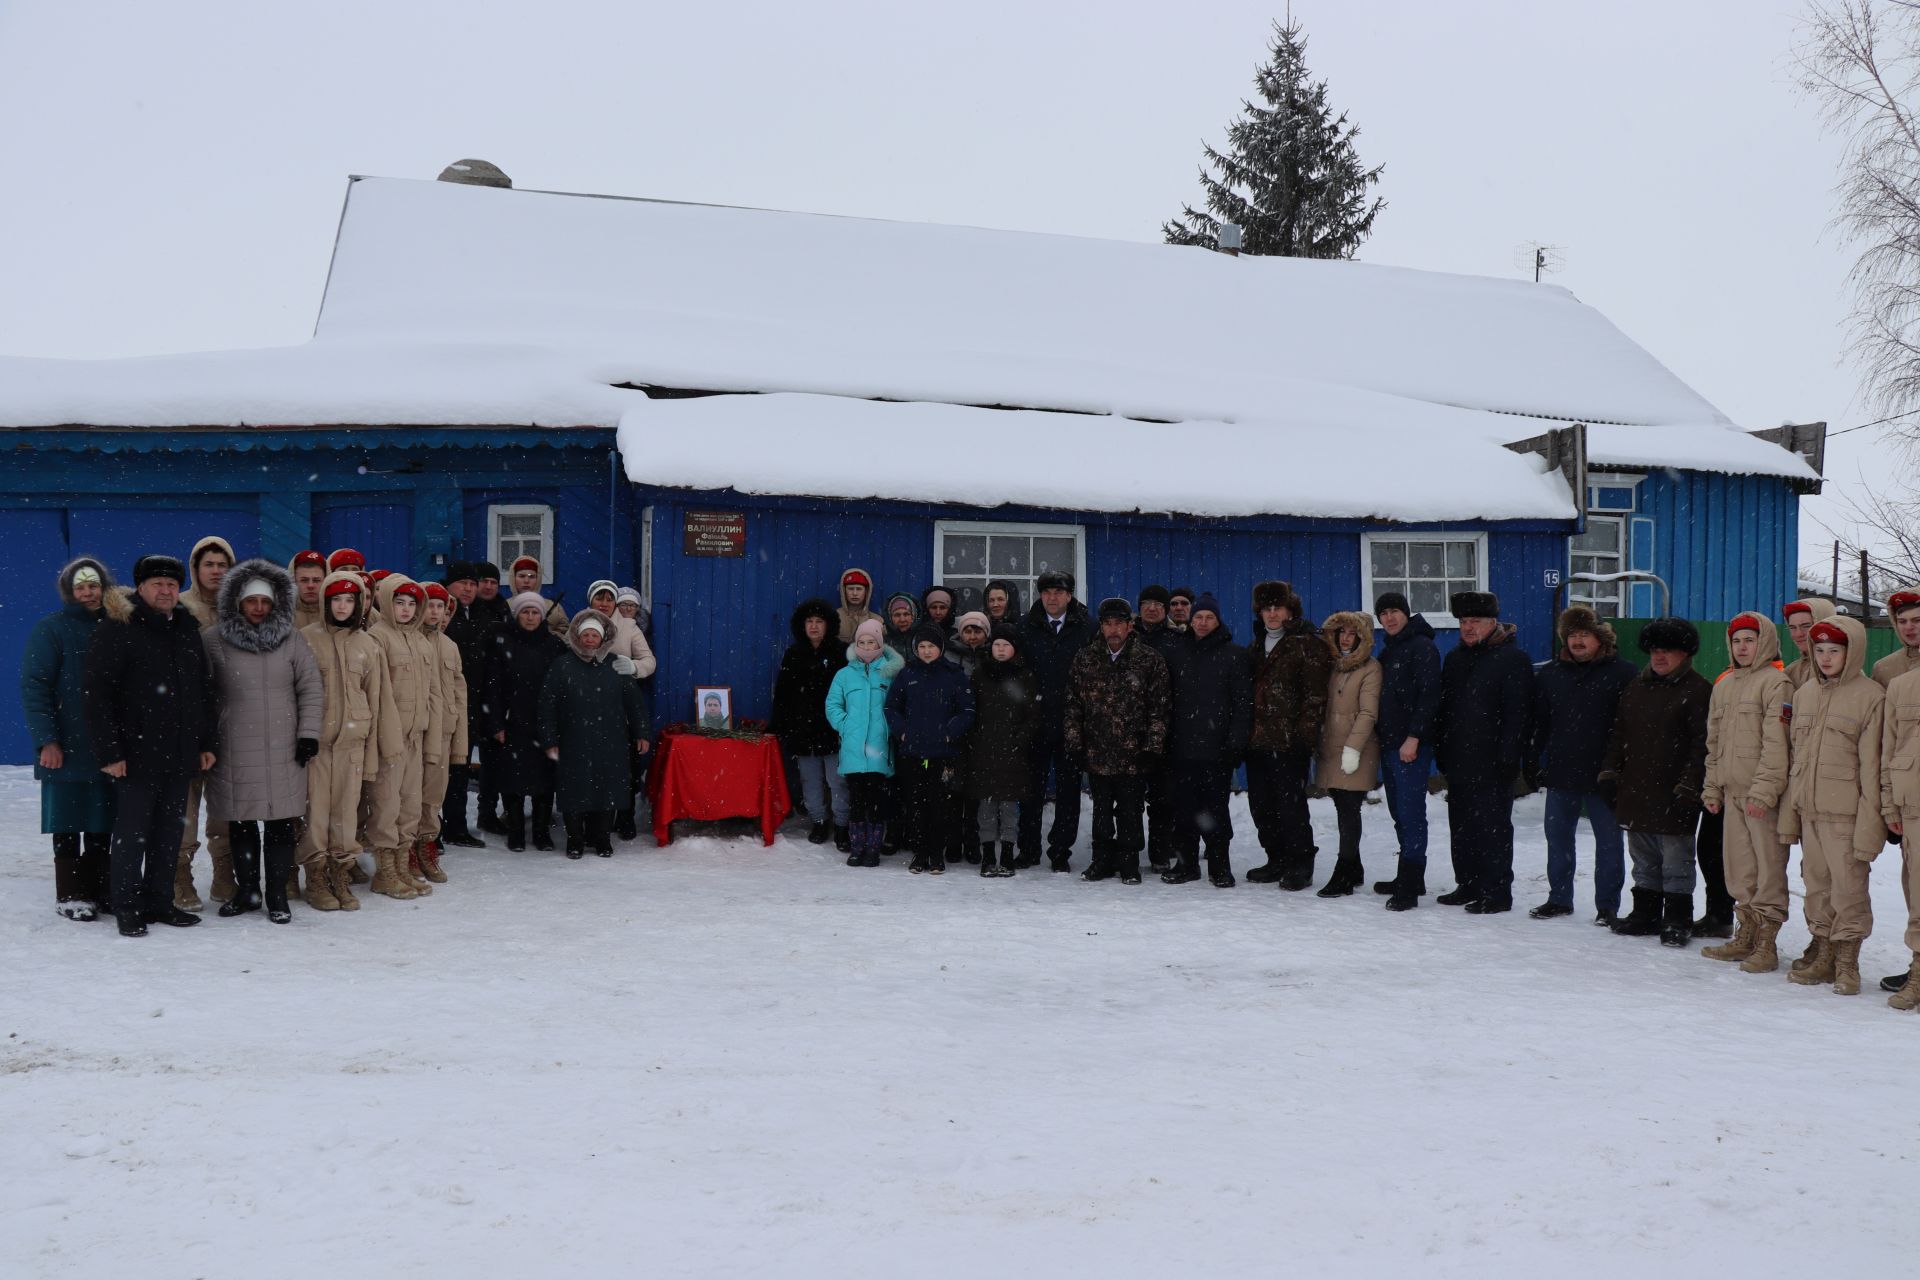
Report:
647,724,792,846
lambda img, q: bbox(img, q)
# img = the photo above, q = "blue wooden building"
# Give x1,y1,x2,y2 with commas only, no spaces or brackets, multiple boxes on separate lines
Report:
0,171,1823,762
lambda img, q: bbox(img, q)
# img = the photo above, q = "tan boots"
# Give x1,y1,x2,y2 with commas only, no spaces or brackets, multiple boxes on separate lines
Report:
331,859,360,910
1789,935,1825,976
210,845,237,904
369,848,418,900
1702,908,1757,962
415,839,448,885
400,844,433,895
173,849,203,912
1890,957,1920,1011
1832,940,1863,996
1739,918,1781,973
303,860,341,911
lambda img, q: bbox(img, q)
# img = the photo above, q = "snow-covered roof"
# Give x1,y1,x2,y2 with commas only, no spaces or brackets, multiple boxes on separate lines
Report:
0,174,1817,514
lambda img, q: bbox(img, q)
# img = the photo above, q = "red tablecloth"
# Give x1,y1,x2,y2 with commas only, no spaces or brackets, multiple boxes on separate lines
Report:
647,726,791,846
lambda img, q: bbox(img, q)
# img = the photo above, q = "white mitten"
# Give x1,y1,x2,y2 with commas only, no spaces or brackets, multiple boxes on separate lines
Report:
611,654,636,676
1341,746,1361,775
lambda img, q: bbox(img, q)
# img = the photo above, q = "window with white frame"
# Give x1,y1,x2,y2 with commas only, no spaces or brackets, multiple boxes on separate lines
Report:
1569,516,1626,616
933,520,1086,614
1361,532,1487,628
489,504,554,583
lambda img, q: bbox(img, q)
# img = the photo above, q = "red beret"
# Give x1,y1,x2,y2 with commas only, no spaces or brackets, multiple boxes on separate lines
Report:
367,569,393,584
323,577,361,598
422,582,450,602
1726,613,1767,635
291,550,326,572
511,556,541,575
327,548,366,572
392,582,425,602
1889,591,1920,616
841,569,871,588
1809,621,1849,647
1781,600,1814,620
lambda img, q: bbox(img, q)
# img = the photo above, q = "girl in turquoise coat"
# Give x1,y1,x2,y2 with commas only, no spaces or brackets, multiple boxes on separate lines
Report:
19,557,118,919
825,618,904,866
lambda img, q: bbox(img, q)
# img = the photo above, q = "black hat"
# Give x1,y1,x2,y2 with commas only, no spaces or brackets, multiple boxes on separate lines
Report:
1638,616,1700,656
475,561,501,581
988,622,1023,654
1097,596,1133,622
1449,591,1500,620
1138,584,1171,606
1036,570,1075,595
133,555,187,587
1191,592,1222,619
909,622,949,654
1169,585,1195,605
1373,591,1411,617
446,560,478,584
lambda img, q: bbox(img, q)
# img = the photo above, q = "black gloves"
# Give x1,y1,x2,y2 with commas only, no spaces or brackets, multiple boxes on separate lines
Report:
1595,774,1619,808
295,737,319,767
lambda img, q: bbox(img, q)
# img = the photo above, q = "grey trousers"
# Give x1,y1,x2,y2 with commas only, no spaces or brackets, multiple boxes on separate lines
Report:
1628,829,1696,894
977,798,1019,845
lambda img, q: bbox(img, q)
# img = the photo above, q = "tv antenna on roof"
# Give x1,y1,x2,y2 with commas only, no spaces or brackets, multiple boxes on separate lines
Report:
1515,242,1566,283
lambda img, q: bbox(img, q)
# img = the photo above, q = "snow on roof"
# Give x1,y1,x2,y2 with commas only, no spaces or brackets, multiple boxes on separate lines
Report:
319,178,1728,430
0,174,1815,503
615,392,1578,521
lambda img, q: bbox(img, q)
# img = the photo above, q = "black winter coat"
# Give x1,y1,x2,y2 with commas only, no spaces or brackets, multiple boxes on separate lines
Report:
884,654,976,759
967,656,1037,799
1601,662,1712,835
770,604,847,757
1166,625,1254,763
83,597,219,782
1139,619,1185,666
1528,650,1638,792
1375,614,1443,749
1434,624,1534,783
484,621,568,795
539,650,650,813
1020,598,1094,738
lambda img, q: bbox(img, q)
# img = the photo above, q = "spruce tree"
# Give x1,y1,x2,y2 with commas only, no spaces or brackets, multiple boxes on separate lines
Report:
1164,19,1385,258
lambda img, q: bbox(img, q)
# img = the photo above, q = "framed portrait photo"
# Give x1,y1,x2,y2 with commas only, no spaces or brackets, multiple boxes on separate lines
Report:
695,686,732,731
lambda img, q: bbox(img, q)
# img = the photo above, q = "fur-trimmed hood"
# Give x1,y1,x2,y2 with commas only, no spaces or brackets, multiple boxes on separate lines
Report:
790,597,839,645
215,558,296,654
56,555,116,606
565,608,613,662
1322,610,1376,672
1555,604,1619,662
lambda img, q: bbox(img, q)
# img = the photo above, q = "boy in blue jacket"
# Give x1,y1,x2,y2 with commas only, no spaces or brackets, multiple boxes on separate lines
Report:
885,623,977,874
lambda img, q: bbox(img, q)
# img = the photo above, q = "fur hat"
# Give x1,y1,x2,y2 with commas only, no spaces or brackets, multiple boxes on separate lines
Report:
1036,570,1075,595
1097,596,1133,622
1638,616,1700,656
1450,591,1501,620
445,560,478,584
1252,580,1302,615
475,561,502,581
1556,604,1615,651
134,555,187,587
1373,590,1411,617
1137,584,1171,606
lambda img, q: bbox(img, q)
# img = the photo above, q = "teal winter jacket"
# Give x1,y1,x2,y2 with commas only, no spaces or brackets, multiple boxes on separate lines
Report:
825,645,905,777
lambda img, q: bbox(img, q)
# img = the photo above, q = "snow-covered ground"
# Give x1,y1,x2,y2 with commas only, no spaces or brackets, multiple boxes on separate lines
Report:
3,764,1914,1279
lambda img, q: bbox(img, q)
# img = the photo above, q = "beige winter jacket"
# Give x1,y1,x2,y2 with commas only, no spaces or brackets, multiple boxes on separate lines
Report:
1879,665,1920,824
1872,645,1920,689
1702,615,1791,813
368,575,439,741
836,567,878,644
422,623,470,767
1781,615,1888,858
302,571,401,778
601,609,657,679
1783,598,1837,688
1316,611,1381,791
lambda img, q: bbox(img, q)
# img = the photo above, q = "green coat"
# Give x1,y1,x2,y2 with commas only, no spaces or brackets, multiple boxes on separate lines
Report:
538,649,650,813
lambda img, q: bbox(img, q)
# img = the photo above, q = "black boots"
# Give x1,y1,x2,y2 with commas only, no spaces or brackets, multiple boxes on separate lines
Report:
614,808,640,842
807,820,832,845
531,796,555,851
1435,886,1478,906
1611,887,1664,936
1385,862,1426,912
998,841,1017,877
505,797,527,852
1162,848,1203,885
262,823,295,924
1528,901,1574,920
1316,858,1363,898
834,825,853,853
219,824,264,918
1661,893,1694,948
1277,855,1315,892
1690,905,1735,939
1206,851,1235,888
563,813,585,860
1245,858,1283,883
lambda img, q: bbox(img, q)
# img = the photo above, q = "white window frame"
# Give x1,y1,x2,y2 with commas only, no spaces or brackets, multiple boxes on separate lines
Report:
1585,471,1645,513
488,503,554,585
1359,531,1489,630
932,519,1088,609
1569,514,1627,616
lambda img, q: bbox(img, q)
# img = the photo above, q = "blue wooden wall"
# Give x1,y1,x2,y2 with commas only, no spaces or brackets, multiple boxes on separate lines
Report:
1633,470,1799,619
638,488,1570,732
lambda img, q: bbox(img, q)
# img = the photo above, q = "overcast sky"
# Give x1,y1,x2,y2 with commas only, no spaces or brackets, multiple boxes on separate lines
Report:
0,0,1894,577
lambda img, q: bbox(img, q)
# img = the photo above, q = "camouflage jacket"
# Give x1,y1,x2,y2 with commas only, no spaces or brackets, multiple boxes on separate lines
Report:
1064,634,1171,776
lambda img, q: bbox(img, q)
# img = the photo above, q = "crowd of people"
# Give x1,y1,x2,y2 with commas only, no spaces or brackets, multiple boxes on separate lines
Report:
20,546,1920,1013
21,544,650,936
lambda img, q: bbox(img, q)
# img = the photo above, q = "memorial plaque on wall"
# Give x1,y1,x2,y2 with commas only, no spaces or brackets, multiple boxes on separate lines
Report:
682,510,746,557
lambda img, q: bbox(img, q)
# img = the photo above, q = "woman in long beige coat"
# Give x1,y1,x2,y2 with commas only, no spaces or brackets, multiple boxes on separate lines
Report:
1317,611,1382,897
203,560,323,922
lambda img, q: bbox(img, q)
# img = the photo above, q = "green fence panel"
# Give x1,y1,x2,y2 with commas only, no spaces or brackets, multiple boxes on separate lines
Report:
1609,618,1904,674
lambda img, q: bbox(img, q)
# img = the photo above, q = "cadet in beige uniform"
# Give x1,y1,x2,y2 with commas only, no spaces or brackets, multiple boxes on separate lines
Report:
364,576,440,900
299,572,400,911
1700,612,1793,972
289,550,327,632
415,582,468,885
1780,617,1887,995
1871,588,1920,689
1877,652,1920,1010
1780,598,1837,689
